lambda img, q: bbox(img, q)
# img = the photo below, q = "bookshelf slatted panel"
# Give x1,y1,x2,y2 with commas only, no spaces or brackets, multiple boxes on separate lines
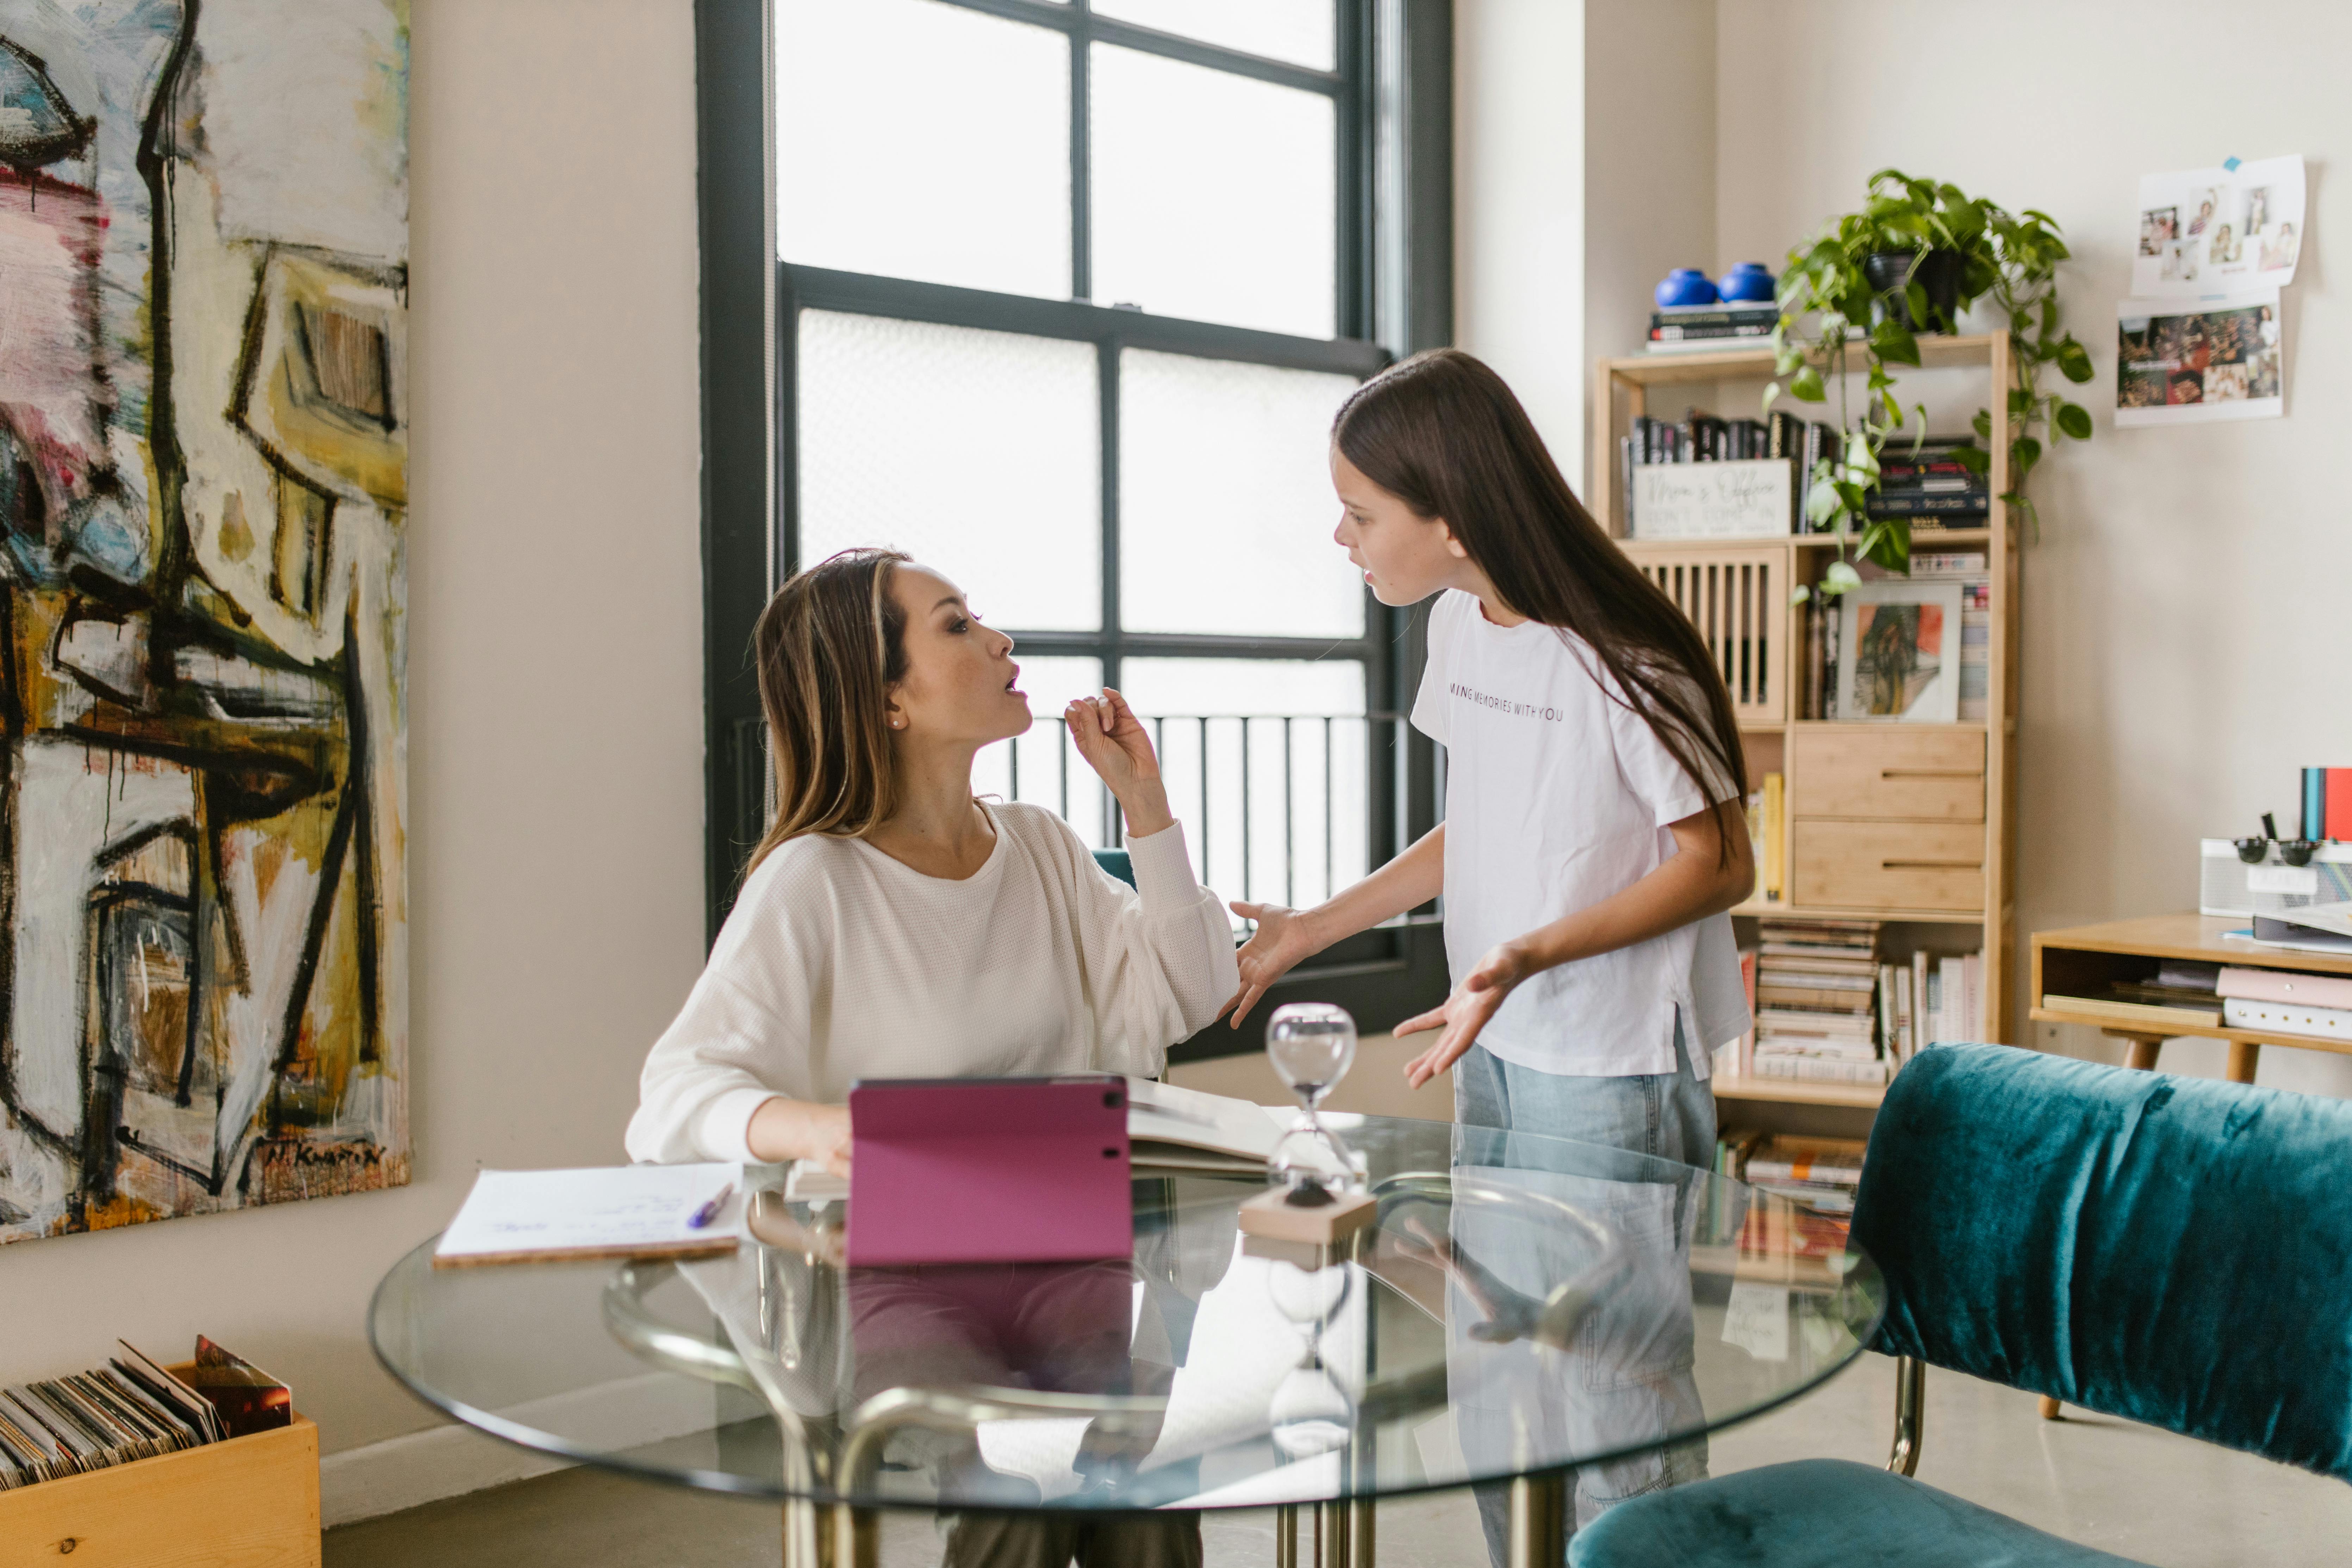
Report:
1632,544,1788,728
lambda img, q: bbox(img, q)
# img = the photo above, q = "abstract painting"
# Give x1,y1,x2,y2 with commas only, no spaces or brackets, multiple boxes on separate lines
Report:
0,0,408,1242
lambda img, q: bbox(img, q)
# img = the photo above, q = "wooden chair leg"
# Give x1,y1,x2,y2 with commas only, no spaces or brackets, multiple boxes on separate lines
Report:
2120,1034,2162,1071
2038,1395,2062,1420
2227,1040,2262,1083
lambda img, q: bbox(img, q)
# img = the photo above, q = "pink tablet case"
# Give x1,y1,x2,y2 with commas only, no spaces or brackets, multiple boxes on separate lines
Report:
846,1076,1133,1267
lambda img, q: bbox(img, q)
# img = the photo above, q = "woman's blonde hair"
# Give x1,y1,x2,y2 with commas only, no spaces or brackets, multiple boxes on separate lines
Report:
744,547,912,874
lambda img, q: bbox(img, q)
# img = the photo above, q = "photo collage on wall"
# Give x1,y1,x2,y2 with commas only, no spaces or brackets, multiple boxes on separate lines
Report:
2120,154,2301,427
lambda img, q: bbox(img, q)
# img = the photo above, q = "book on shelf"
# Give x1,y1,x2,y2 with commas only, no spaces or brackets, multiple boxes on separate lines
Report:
1749,1053,1891,1085
1744,1137,1867,1187
1651,303,1781,329
1648,323,1774,346
2222,996,2352,1041
1757,982,1876,1010
1866,492,1990,517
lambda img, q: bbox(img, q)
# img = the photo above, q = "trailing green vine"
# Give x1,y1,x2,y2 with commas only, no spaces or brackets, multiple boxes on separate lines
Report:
1767,169,2096,588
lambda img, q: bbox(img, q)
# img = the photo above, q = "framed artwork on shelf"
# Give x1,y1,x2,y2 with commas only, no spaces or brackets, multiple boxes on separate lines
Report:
1835,581,1964,723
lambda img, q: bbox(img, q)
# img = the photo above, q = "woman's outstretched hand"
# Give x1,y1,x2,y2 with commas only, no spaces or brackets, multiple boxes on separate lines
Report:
1221,902,1324,1026
1066,689,1173,837
1398,942,1527,1088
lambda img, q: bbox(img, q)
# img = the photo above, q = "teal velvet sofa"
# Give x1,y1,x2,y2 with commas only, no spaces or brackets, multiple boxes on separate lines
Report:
1571,1044,2352,1567
1092,848,1137,889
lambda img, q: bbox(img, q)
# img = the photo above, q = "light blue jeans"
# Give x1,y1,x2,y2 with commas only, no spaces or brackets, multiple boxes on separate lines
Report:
1451,1015,1716,1567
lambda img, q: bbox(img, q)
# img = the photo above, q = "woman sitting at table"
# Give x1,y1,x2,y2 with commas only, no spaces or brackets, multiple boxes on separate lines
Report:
626,547,1238,1172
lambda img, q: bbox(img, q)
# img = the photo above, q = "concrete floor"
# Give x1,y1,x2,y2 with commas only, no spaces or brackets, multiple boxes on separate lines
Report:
322,1354,2352,1568
328,1043,2352,1565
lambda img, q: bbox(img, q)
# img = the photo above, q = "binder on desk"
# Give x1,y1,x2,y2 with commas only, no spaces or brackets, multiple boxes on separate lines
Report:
846,1076,1132,1267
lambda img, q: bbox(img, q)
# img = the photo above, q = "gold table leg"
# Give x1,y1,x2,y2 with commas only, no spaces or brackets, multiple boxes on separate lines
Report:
1505,1473,1566,1568
1275,1504,1299,1568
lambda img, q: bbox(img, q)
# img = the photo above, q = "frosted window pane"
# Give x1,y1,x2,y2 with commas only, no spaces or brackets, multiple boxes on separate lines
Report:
1119,659,1363,717
1120,660,1369,907
973,657,1110,847
798,311,1100,631
778,0,1069,298
1093,0,1334,69
1090,45,1334,337
1121,351,1363,638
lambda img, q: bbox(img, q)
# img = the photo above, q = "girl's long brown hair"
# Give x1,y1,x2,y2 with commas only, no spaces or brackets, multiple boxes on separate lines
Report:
744,547,912,875
1334,349,1749,861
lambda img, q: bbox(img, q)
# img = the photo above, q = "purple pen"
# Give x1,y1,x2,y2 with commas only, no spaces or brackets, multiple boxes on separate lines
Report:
687,1182,735,1230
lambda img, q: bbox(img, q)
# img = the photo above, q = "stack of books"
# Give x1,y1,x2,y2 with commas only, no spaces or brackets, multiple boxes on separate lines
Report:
1912,551,1992,721
2041,960,2223,1032
1751,919,1887,1084
1646,302,1780,352
1742,1135,1867,1213
1867,438,1990,523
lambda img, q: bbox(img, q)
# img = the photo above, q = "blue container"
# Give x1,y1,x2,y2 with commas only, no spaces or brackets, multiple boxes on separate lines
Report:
1654,267,1718,309
1717,261,1776,303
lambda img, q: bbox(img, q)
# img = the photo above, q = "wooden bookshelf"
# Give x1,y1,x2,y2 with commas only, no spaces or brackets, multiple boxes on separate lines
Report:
1592,336,2023,1063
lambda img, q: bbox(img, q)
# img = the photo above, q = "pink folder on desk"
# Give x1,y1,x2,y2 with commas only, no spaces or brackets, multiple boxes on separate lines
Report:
846,1076,1133,1267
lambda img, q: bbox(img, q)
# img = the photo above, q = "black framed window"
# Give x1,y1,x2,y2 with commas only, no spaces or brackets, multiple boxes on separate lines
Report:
697,0,1454,1049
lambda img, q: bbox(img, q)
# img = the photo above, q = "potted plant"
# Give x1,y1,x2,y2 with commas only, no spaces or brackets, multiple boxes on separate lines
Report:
1767,169,2095,585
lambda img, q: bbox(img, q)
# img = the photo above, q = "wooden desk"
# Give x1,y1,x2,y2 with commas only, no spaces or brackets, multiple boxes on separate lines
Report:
2030,913,2352,1084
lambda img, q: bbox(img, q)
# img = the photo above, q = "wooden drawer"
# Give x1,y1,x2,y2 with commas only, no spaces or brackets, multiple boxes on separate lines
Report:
1793,820,1986,912
1790,727,1985,821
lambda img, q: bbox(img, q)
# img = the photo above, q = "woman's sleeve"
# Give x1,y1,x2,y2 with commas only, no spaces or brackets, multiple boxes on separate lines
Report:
623,866,821,1165
1054,817,1239,1078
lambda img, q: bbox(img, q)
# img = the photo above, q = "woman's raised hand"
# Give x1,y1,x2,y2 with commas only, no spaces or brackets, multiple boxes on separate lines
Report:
1066,689,1173,837
1221,902,1324,1026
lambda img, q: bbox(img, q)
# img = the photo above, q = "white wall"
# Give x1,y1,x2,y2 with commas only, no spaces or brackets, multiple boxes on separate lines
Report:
5,0,709,1466
1714,0,2352,1093
1456,0,1717,490
1454,0,1585,476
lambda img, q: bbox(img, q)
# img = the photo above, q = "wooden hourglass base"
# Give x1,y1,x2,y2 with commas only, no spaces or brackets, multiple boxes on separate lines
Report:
1239,1184,1377,1247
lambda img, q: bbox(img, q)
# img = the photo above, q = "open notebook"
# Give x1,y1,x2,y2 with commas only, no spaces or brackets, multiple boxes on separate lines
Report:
785,1078,1345,1202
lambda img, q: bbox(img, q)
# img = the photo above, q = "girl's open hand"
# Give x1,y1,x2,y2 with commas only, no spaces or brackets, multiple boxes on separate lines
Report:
1067,689,1172,836
1222,902,1322,1025
1397,943,1527,1088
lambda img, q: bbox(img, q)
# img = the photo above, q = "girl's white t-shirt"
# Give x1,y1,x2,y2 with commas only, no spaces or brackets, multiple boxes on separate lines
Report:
1410,589,1751,1078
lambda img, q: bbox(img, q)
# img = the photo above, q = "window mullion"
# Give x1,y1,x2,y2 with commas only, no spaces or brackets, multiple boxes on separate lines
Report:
1070,6,1091,301
1097,329,1122,845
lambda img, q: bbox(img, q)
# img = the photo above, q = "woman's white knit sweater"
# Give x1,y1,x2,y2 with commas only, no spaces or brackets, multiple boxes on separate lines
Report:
625,803,1238,1164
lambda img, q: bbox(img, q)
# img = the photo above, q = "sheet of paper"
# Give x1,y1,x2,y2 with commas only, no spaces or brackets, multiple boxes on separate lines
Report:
435,1163,742,1262
1722,1280,1791,1363
2116,290,2283,427
2135,155,2304,297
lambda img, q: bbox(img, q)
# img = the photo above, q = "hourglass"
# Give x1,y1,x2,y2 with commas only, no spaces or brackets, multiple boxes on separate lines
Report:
1265,1252,1356,1461
1265,1002,1361,1203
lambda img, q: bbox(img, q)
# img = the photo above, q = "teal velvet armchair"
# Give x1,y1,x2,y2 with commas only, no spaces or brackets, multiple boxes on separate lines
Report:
1571,1044,2352,1567
1091,848,1137,889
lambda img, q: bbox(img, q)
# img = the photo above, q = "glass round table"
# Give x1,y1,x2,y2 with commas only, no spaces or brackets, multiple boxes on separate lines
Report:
371,1115,1881,1566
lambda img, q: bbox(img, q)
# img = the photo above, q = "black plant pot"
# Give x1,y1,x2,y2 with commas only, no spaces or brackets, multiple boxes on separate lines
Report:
1863,249,1964,332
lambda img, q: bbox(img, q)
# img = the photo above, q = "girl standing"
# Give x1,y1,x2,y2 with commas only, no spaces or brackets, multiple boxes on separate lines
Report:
1224,347,1754,1558
1226,348,1753,1152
